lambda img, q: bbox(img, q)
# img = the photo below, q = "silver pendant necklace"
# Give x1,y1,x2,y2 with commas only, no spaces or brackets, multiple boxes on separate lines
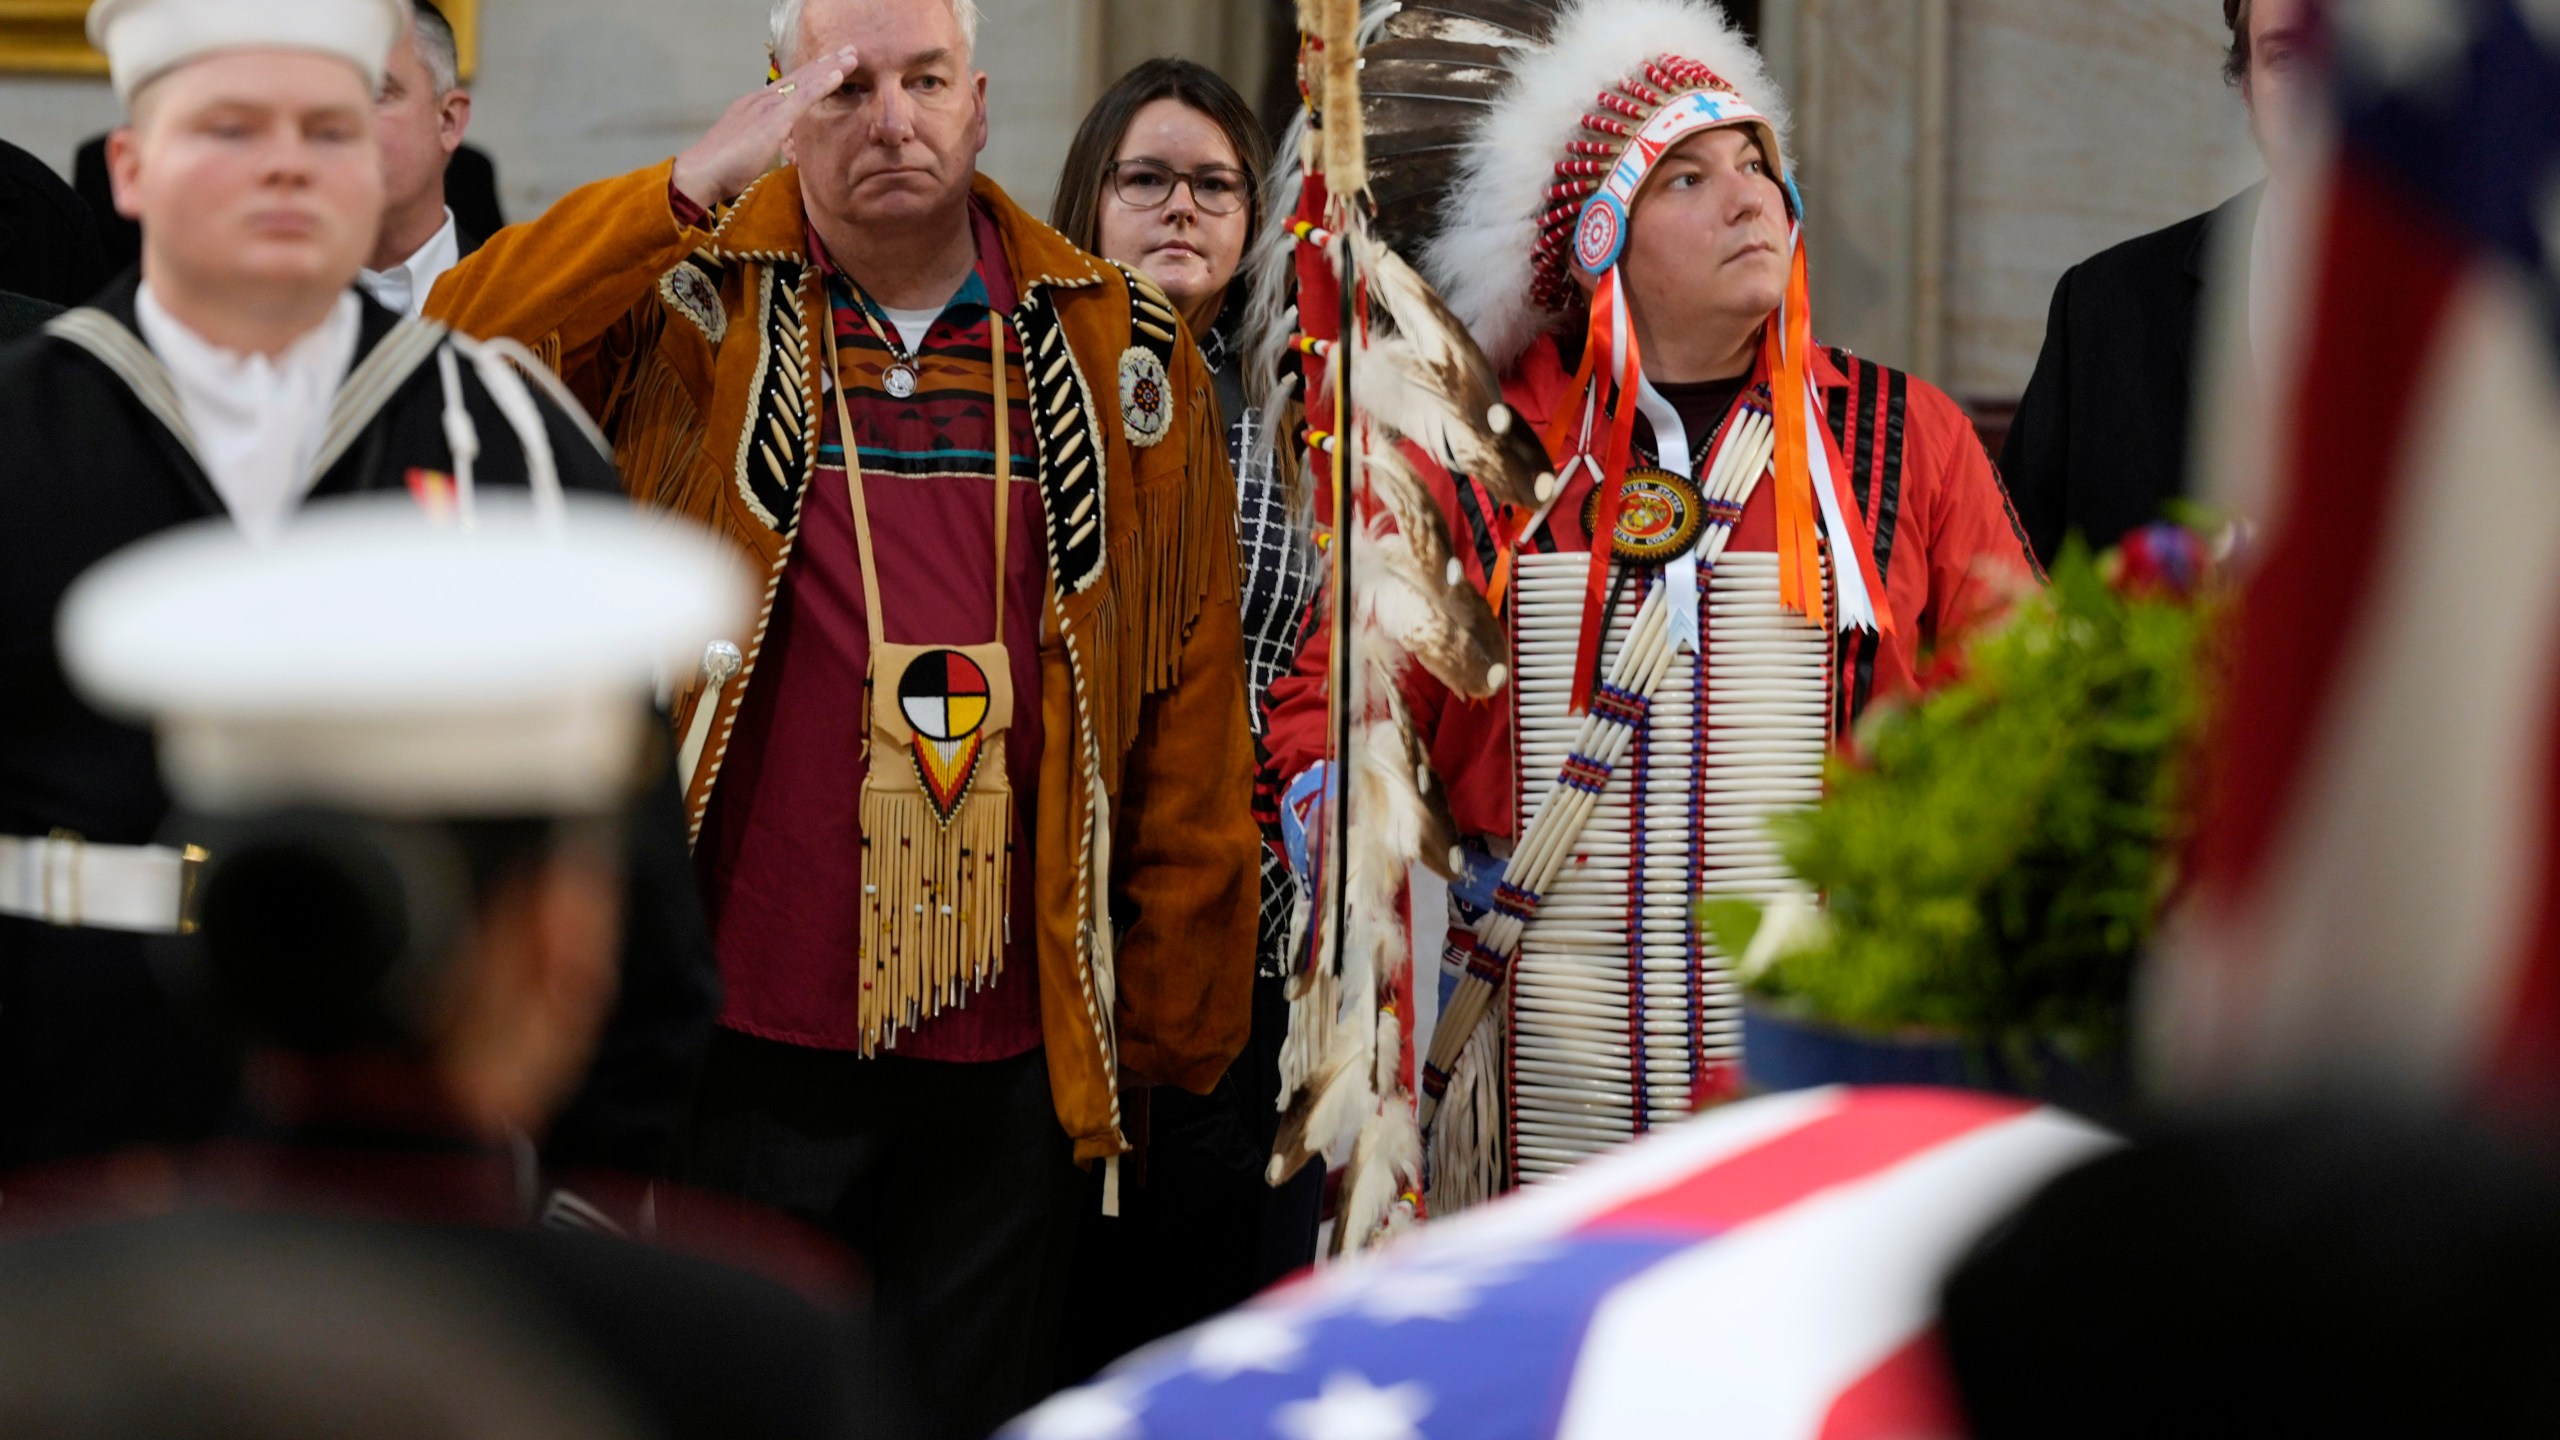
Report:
838,278,925,400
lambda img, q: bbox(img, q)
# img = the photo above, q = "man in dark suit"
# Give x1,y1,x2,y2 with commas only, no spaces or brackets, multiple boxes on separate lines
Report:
0,137,108,307
360,0,477,314
69,136,139,274
2002,0,2318,564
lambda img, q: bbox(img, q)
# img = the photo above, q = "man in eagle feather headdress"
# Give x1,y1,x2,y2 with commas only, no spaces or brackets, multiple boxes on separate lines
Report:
1262,0,2040,1208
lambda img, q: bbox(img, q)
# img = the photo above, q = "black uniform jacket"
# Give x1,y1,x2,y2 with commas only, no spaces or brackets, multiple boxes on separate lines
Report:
0,277,720,1174
0,1127,903,1440
2001,187,2259,566
0,137,108,309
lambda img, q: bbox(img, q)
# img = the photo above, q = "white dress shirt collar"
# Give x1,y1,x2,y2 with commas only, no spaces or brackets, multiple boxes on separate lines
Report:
358,208,461,319
135,281,362,545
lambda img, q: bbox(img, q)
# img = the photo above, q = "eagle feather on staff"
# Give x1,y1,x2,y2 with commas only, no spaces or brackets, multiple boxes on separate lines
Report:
1255,0,1549,1254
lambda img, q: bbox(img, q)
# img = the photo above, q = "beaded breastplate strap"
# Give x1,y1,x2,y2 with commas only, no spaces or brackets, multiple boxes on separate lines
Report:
1501,548,1829,1182
1420,397,1836,1205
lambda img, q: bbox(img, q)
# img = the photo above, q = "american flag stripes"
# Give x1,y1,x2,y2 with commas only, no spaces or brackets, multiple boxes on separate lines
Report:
1007,1089,2111,1440
2152,0,2560,1109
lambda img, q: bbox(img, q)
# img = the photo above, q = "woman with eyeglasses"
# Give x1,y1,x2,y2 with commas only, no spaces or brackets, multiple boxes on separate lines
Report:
1049,58,1322,1380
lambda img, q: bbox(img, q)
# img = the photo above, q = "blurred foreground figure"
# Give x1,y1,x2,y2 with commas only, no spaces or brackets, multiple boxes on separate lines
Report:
0,1216,643,1440
1974,15,2560,1435
7,494,905,1440
2003,0,2318,563
2147,3,2560,1114
1943,1111,2560,1436
0,0,720,1183
432,0,1260,1429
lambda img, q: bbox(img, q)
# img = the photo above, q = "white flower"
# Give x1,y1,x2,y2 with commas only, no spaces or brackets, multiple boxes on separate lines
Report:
1736,890,1827,984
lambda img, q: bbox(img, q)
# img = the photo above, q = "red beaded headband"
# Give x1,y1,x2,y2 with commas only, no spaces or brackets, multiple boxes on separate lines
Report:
1527,56,1761,312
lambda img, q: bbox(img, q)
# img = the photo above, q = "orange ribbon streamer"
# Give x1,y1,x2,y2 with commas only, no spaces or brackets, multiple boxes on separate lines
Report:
1486,521,1521,617
1770,240,1825,624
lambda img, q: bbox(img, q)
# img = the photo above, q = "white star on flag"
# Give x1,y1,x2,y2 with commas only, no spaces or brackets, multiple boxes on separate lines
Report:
1271,1373,1433,1440
1018,1383,1146,1440
1355,1268,1488,1325
1188,1312,1309,1379
1348,1240,1552,1325
2338,0,2475,89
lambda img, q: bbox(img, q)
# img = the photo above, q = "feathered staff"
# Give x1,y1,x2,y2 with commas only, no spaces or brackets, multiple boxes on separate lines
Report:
1257,0,1550,1255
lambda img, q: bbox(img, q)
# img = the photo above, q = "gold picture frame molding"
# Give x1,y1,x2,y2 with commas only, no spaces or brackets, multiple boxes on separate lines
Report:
0,0,479,80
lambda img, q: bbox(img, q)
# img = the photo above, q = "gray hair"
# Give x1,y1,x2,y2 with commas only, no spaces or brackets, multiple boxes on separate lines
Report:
769,0,982,69
412,0,462,95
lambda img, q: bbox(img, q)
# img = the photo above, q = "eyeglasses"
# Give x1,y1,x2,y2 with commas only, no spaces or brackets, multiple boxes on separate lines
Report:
1109,159,1250,216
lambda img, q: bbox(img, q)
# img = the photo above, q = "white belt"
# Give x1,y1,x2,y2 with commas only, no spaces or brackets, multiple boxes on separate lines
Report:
0,832,205,935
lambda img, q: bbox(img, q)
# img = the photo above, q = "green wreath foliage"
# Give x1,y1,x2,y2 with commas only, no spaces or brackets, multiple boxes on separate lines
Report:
1705,537,2216,1059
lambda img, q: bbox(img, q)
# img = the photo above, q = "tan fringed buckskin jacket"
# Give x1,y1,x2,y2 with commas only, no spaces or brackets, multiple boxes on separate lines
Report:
430,161,1257,1163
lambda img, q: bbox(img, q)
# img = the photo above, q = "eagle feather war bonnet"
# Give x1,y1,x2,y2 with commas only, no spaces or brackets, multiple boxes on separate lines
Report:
1412,0,1883,638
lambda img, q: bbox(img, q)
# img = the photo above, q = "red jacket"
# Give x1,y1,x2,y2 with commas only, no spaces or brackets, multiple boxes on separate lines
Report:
1264,335,2037,839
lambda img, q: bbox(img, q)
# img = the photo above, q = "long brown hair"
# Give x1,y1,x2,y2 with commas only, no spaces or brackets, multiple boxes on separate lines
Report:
1050,59,1273,286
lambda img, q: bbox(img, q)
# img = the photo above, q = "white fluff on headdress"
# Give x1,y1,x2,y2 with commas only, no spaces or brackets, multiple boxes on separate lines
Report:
1420,0,1792,373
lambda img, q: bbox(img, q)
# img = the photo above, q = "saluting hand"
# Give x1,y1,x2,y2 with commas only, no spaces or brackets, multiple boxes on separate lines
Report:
672,45,859,211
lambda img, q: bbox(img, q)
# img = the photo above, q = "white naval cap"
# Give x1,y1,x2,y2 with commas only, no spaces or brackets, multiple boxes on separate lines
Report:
88,0,415,105
59,493,752,818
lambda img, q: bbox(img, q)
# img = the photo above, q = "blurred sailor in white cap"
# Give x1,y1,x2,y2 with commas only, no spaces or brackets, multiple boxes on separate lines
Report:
59,493,750,1150
15,500,906,1440
0,0,726,1185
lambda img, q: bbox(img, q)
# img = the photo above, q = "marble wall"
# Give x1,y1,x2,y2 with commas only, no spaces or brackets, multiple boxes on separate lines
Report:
1775,0,2262,400
0,0,2253,402
0,0,1259,229
0,67,120,183
1946,1,2264,398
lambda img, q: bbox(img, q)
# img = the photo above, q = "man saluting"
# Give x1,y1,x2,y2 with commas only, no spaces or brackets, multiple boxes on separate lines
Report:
431,0,1259,1429
0,0,719,1187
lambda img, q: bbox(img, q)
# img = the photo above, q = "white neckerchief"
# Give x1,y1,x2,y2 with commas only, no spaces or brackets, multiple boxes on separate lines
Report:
135,283,361,545
359,208,461,319
1633,374,1707,652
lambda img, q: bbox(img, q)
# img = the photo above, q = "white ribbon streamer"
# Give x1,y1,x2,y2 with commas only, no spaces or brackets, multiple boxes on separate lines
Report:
1632,374,1704,653
1803,380,1879,634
